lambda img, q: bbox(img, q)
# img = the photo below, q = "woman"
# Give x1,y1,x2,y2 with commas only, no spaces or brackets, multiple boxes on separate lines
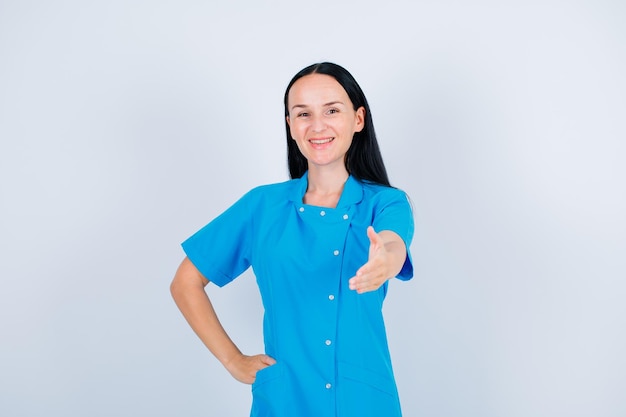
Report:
171,62,414,417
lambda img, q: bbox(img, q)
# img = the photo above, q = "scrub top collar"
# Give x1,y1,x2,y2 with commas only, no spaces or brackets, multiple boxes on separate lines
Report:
288,171,364,209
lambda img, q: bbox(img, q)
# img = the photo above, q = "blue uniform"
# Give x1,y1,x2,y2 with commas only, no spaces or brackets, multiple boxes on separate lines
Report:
182,172,414,417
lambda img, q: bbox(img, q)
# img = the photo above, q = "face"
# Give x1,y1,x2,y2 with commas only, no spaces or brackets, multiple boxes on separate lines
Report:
286,73,365,173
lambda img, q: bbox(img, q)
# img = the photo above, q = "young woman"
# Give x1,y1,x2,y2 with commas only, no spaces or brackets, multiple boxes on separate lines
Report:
171,62,414,417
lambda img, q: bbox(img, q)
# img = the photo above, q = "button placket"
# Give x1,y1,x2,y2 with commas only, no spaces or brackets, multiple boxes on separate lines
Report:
316,206,350,401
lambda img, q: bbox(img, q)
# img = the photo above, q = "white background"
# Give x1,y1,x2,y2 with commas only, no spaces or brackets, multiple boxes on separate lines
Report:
1,1,624,416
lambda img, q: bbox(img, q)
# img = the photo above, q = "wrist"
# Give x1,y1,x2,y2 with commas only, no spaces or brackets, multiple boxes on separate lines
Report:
221,350,244,370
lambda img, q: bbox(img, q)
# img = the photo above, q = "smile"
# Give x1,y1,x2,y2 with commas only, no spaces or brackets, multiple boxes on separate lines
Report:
309,138,334,145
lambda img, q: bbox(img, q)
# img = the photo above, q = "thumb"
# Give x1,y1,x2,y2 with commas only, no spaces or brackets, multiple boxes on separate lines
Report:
367,226,382,249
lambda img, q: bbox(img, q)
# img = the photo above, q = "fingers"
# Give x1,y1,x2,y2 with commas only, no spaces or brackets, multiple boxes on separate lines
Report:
348,275,362,293
260,354,277,366
250,355,276,385
349,258,385,292
349,265,386,293
227,353,276,385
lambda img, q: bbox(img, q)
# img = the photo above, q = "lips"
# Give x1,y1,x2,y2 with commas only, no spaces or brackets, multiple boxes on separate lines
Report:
309,137,334,145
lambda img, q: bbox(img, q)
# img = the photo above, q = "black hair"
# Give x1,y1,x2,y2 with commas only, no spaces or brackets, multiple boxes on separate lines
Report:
283,62,391,187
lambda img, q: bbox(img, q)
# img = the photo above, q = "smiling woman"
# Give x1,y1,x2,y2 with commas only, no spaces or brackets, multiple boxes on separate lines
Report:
286,73,365,177
170,62,415,417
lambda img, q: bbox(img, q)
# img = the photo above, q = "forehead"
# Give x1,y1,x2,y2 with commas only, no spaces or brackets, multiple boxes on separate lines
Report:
287,73,350,106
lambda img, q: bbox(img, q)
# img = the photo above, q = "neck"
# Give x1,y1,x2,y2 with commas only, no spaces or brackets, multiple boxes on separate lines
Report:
303,164,349,208
306,164,349,195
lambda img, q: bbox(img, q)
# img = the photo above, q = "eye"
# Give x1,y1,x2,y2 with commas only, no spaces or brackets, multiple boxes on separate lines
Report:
327,108,339,115
297,112,309,118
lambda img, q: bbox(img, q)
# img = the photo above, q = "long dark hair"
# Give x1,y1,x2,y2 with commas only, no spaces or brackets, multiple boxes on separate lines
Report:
284,62,391,187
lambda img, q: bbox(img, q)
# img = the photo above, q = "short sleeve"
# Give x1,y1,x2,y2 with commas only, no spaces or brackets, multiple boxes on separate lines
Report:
372,189,414,280
181,191,255,287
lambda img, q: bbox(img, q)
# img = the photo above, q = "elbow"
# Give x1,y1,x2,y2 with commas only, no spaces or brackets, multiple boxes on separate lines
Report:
170,263,207,299
170,275,183,301
170,257,208,301
170,266,189,301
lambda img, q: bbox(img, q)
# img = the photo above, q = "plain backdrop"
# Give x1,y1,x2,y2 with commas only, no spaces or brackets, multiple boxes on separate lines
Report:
1,1,625,416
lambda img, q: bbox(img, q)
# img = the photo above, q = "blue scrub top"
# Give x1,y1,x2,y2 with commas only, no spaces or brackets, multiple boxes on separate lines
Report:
182,172,414,417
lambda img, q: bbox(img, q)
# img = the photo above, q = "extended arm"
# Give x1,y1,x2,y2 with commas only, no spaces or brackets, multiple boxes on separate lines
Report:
170,257,275,384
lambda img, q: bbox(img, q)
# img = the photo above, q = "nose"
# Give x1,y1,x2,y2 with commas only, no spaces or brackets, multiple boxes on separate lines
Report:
311,114,326,133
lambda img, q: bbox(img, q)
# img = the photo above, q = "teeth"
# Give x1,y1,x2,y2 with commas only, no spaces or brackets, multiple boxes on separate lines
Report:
310,138,334,144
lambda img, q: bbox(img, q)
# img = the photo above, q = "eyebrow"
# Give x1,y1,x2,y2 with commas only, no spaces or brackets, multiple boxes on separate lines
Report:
290,101,345,112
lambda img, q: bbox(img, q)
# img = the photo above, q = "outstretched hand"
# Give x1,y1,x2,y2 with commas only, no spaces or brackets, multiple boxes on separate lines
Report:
349,226,395,294
225,353,276,385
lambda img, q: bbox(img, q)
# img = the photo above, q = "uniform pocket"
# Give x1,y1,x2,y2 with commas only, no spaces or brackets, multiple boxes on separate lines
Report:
339,361,397,396
337,362,402,417
250,362,287,417
252,361,284,391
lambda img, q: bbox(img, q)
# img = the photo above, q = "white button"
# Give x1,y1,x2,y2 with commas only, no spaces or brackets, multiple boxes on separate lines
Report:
299,207,304,212
320,210,326,216
325,339,332,346
333,250,339,256
343,214,349,220
325,383,332,389
328,294,335,300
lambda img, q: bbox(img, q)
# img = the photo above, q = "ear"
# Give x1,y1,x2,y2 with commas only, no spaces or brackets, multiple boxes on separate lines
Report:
354,106,365,133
